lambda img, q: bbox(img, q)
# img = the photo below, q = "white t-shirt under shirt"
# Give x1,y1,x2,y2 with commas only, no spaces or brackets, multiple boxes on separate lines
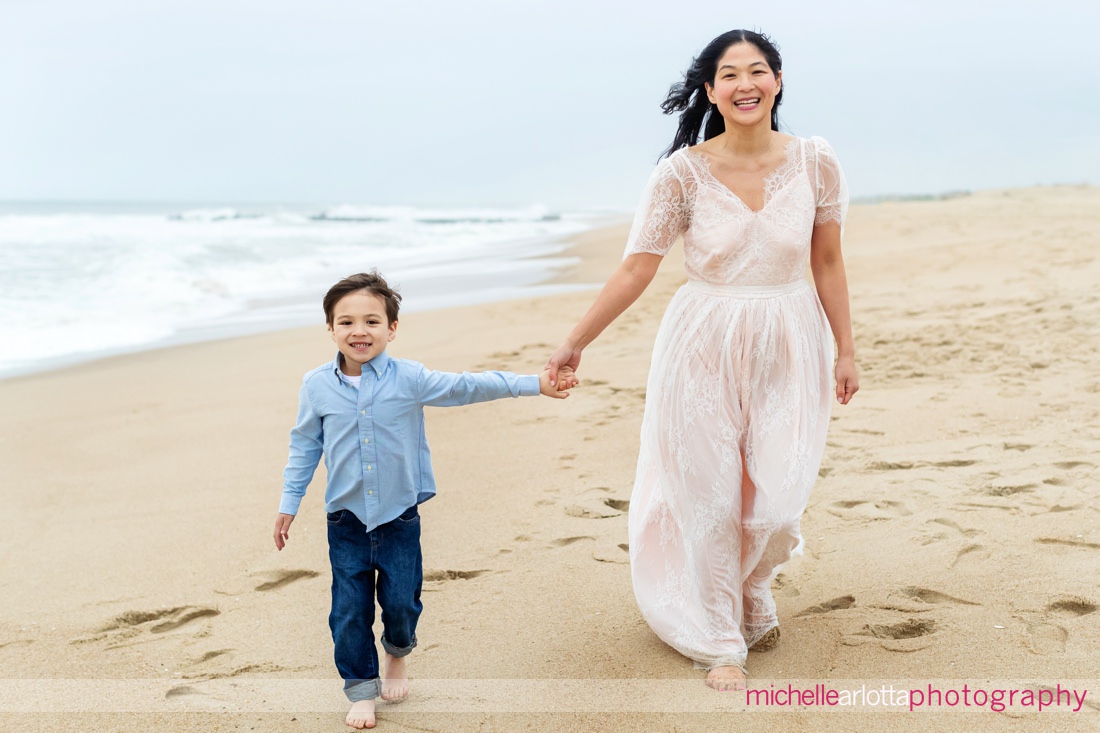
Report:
338,371,361,389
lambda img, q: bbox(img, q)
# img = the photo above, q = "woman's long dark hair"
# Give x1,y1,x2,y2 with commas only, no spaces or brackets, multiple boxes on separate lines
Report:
660,30,783,159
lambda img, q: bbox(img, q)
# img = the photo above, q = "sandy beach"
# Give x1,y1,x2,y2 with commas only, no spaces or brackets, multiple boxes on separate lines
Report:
1,186,1098,732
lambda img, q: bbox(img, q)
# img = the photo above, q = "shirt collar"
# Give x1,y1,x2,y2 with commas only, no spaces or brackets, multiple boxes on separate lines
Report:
367,350,391,376
331,350,391,380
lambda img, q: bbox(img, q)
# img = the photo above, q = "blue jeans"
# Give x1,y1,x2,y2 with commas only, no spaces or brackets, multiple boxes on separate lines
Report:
327,504,422,702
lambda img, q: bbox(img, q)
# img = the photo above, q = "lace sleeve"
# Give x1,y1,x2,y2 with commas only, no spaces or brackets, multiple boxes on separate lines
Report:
623,157,690,258
811,137,848,231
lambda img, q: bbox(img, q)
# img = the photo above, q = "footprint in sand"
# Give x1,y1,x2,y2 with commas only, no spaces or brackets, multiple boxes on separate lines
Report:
1024,621,1068,655
1016,596,1096,655
564,504,619,519
592,543,630,565
253,569,320,592
929,518,980,538
773,573,799,598
956,501,1020,513
853,618,938,652
163,683,239,711
949,543,990,569
796,595,856,616
1046,596,1097,618
894,586,980,606
984,481,1037,497
864,460,915,471
549,536,595,548
73,606,221,647
165,685,204,699
193,649,233,664
563,493,629,519
827,500,911,521
181,661,296,682
607,385,646,401
1035,537,1100,551
423,569,489,582
1053,461,1094,470
1031,503,1083,516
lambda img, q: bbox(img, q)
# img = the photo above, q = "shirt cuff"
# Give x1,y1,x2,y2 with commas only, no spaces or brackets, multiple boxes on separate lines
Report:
518,374,541,397
279,491,304,516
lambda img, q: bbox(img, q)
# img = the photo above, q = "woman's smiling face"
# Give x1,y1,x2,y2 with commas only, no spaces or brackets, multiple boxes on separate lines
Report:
705,42,782,129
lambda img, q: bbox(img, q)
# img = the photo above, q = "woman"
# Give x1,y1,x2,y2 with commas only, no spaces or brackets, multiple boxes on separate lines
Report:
546,29,858,690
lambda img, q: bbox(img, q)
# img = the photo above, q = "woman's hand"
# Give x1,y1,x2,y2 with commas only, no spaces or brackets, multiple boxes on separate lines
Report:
539,367,576,398
835,356,859,405
546,341,583,387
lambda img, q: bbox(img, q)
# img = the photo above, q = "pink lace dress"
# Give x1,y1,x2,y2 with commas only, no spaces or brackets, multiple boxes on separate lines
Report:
624,136,847,670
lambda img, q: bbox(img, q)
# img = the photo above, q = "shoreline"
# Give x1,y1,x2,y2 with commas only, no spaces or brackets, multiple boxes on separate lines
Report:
0,217,631,383
2,186,1098,732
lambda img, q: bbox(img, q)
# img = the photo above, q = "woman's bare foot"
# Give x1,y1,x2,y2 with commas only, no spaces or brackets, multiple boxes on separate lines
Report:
705,665,747,692
345,699,375,729
381,653,410,702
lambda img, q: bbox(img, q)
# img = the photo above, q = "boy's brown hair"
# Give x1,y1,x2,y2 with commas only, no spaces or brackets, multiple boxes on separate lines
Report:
323,270,402,326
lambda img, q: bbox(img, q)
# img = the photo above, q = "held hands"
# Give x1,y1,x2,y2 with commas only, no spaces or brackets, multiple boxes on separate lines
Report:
546,341,582,387
539,366,578,399
835,356,859,405
273,513,295,550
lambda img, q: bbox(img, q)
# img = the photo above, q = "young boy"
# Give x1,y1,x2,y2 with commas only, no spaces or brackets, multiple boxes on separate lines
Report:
273,271,574,730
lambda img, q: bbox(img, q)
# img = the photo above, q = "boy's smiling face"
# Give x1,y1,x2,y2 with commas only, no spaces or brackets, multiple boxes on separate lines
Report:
328,290,397,376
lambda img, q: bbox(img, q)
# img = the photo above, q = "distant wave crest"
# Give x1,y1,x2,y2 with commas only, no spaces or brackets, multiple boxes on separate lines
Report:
313,204,560,224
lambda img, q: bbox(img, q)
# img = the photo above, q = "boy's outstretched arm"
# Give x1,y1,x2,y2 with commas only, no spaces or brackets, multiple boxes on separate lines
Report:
274,513,295,550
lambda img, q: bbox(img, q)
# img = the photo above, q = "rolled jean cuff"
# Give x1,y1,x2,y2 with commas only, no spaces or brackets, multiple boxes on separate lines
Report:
344,678,381,702
381,633,417,658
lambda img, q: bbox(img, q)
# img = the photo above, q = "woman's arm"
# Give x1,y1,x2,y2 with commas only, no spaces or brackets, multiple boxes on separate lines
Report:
546,252,663,384
809,221,859,404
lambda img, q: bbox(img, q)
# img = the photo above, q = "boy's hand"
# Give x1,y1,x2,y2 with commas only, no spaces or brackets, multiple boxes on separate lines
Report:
539,368,574,399
274,513,295,550
556,365,579,390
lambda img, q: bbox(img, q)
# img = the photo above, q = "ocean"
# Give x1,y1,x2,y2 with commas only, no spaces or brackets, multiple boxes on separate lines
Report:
0,201,616,379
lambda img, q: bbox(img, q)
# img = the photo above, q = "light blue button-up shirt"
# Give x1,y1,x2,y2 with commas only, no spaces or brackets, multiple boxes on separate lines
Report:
280,351,540,532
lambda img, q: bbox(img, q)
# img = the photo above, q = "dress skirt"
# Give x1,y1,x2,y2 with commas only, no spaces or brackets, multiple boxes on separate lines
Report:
627,278,834,670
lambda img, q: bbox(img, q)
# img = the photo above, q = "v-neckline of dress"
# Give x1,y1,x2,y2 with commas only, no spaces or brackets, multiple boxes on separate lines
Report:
684,138,800,215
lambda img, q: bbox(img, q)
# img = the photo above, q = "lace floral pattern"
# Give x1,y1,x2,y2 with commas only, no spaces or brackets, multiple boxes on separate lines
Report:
626,137,844,669
624,136,848,282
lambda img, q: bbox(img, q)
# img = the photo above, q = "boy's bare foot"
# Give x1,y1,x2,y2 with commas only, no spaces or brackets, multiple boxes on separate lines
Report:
345,699,375,729
705,665,747,692
381,653,410,702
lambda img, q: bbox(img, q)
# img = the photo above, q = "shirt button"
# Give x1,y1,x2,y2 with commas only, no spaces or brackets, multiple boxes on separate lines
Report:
367,465,373,471
361,410,365,415
368,490,373,495
364,438,369,444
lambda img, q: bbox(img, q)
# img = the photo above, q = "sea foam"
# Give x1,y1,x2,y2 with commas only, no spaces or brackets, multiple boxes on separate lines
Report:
0,203,609,378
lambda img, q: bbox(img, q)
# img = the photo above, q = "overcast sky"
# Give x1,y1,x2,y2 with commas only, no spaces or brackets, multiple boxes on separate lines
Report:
1,0,1097,209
